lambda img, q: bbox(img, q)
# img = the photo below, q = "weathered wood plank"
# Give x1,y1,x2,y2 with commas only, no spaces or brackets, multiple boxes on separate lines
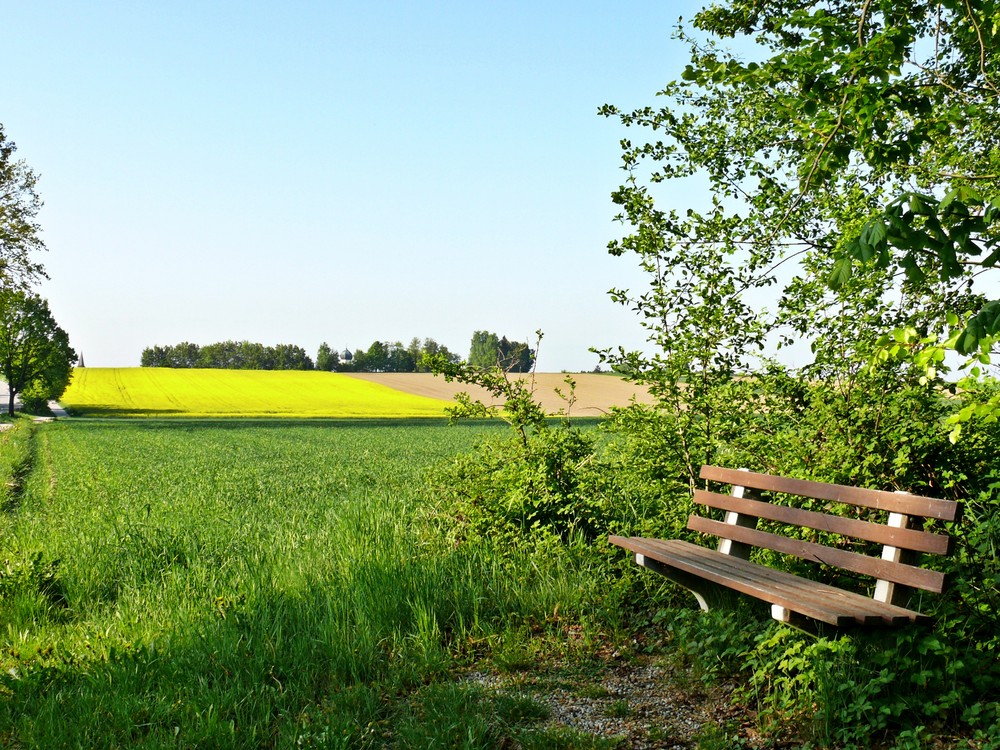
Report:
687,516,947,592
612,536,863,626
694,489,953,555
698,466,961,521
611,535,929,625
632,537,923,624
633,553,739,611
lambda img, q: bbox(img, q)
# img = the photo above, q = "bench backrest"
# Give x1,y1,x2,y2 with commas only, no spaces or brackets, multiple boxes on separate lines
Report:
693,466,962,606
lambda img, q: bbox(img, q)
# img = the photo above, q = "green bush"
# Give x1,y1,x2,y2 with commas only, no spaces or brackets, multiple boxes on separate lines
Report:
427,346,1000,745
16,392,52,416
428,425,614,546
659,373,1000,746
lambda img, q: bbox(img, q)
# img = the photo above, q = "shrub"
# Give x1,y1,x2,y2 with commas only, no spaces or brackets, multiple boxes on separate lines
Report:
676,373,1000,746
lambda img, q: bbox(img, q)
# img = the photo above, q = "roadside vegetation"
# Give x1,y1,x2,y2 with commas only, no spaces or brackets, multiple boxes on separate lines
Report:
0,416,34,511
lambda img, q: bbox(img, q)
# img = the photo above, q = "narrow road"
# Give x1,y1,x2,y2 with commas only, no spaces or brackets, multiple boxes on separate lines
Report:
0,379,69,418
0,380,18,413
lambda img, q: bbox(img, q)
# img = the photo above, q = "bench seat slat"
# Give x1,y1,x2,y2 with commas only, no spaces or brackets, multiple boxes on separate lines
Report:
610,536,929,626
699,466,960,521
614,536,863,626
694,489,953,555
688,515,946,593
633,537,920,625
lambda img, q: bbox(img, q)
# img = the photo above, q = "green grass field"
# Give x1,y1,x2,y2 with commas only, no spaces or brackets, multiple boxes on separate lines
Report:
0,418,613,748
61,368,453,418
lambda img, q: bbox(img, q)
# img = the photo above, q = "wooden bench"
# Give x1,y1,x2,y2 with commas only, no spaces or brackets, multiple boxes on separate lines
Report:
610,466,962,630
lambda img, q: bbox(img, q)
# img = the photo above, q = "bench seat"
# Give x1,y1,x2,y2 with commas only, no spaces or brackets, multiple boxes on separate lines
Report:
611,535,931,627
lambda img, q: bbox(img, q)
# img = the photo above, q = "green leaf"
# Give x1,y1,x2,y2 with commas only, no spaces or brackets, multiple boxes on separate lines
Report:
899,253,926,283
979,245,1000,267
954,185,983,204
844,236,864,261
938,186,979,216
861,219,888,251
956,325,981,356
907,193,935,216
827,256,853,289
975,301,1000,334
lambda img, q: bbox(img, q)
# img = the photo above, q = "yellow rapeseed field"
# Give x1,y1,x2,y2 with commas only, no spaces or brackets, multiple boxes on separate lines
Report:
61,368,453,418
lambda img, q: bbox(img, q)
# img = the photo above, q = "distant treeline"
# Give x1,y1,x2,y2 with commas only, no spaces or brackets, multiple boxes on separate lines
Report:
140,338,463,373
141,332,534,373
141,341,315,370
317,339,461,373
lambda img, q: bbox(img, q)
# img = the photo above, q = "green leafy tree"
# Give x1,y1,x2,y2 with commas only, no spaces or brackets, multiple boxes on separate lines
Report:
468,331,535,372
141,342,201,368
346,347,365,371
597,1,997,479
141,341,313,370
140,345,168,367
417,338,460,371
0,290,76,415
406,337,423,369
173,342,201,367
316,342,339,371
384,341,415,372
594,8,1000,744
0,125,47,290
497,337,534,373
362,341,388,373
468,331,501,370
673,2,998,352
271,343,313,370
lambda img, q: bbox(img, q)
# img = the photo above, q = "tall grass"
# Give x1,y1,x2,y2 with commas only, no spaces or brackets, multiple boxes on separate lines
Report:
0,417,34,510
0,420,602,748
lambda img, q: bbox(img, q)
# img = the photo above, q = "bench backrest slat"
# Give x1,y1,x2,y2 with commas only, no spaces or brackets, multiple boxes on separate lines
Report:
694,489,953,555
688,516,948,593
699,466,961,522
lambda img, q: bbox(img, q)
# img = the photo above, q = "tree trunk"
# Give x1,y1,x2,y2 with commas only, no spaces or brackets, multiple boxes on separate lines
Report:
7,390,14,416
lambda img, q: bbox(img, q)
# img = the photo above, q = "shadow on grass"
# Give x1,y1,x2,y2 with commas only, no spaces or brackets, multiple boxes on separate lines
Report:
0,587,385,747
52,415,605,431
58,415,486,430
0,564,563,748
64,405,186,418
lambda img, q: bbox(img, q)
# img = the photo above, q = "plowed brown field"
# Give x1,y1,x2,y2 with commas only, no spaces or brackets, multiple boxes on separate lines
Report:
343,372,655,416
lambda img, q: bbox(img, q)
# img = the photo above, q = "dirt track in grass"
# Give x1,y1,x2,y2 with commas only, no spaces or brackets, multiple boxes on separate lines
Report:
343,372,655,416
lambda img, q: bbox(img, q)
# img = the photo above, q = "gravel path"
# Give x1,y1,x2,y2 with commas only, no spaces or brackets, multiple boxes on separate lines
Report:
462,655,759,748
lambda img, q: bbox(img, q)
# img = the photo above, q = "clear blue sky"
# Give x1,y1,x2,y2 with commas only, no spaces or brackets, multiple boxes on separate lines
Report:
3,1,710,370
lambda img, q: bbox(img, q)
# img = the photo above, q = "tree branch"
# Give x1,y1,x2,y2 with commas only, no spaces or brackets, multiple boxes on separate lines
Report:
857,0,873,46
963,0,999,95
